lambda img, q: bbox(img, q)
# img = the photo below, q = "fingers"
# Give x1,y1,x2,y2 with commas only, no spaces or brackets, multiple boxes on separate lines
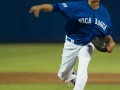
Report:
29,8,32,13
34,10,40,17
106,46,112,53
104,43,112,53
29,6,40,17
29,7,35,13
108,42,115,53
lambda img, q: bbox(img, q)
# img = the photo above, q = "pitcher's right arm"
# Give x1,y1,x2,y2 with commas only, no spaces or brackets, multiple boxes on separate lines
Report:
29,4,53,17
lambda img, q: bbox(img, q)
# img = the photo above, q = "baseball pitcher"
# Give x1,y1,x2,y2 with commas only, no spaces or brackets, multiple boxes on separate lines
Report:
29,0,115,90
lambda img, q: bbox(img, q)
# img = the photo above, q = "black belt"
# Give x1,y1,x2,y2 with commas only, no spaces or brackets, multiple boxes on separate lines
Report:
66,37,85,46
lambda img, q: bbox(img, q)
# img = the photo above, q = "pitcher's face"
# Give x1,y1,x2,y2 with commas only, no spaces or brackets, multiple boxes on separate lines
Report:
88,0,100,9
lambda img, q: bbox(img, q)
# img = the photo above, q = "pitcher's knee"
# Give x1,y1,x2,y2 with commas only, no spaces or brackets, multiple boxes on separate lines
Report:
58,71,67,81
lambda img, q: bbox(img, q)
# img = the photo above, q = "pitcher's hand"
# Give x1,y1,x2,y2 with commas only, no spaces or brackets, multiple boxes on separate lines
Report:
29,5,41,17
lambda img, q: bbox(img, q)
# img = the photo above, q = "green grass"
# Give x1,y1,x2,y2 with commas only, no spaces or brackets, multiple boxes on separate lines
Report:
0,43,63,72
88,44,120,73
0,84,120,90
0,43,120,73
85,84,120,90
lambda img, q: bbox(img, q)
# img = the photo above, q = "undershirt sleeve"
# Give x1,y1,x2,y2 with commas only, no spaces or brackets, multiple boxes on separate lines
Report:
51,4,60,12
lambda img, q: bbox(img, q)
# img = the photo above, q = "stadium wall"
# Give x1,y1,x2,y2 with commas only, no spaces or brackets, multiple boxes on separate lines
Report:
0,0,119,43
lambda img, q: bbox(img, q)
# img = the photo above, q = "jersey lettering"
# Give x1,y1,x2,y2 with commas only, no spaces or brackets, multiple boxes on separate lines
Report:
62,3,68,7
95,18,107,30
78,18,91,24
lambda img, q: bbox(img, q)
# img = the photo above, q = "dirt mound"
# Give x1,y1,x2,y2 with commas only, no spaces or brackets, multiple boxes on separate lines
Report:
0,72,120,84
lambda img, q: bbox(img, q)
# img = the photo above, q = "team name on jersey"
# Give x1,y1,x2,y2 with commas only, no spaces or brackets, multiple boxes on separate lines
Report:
95,18,107,30
78,18,91,24
78,18,107,30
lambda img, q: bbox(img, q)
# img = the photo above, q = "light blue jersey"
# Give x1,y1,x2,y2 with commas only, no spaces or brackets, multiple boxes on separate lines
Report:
52,0,112,45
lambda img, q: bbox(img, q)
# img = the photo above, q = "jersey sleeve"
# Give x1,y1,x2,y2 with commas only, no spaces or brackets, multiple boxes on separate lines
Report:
105,27,112,36
104,20,112,37
52,2,77,18
52,4,60,12
105,12,113,36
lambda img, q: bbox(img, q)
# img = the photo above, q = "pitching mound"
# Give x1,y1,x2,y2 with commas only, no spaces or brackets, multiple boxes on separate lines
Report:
0,73,120,84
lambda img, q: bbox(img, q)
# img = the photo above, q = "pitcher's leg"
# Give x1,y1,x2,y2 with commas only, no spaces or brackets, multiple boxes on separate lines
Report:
58,41,81,82
73,57,91,90
73,44,94,90
58,56,77,82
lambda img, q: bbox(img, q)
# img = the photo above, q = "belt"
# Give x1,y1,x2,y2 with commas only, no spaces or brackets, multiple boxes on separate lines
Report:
66,37,85,46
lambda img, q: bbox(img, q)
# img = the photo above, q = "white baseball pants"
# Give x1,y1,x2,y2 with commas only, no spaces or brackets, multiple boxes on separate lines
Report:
58,39,94,90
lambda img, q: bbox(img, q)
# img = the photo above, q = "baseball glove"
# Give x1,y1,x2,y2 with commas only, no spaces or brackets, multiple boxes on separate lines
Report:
91,37,110,52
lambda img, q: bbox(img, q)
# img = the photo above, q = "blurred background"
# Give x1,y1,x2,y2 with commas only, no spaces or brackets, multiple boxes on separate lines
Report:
0,0,120,43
